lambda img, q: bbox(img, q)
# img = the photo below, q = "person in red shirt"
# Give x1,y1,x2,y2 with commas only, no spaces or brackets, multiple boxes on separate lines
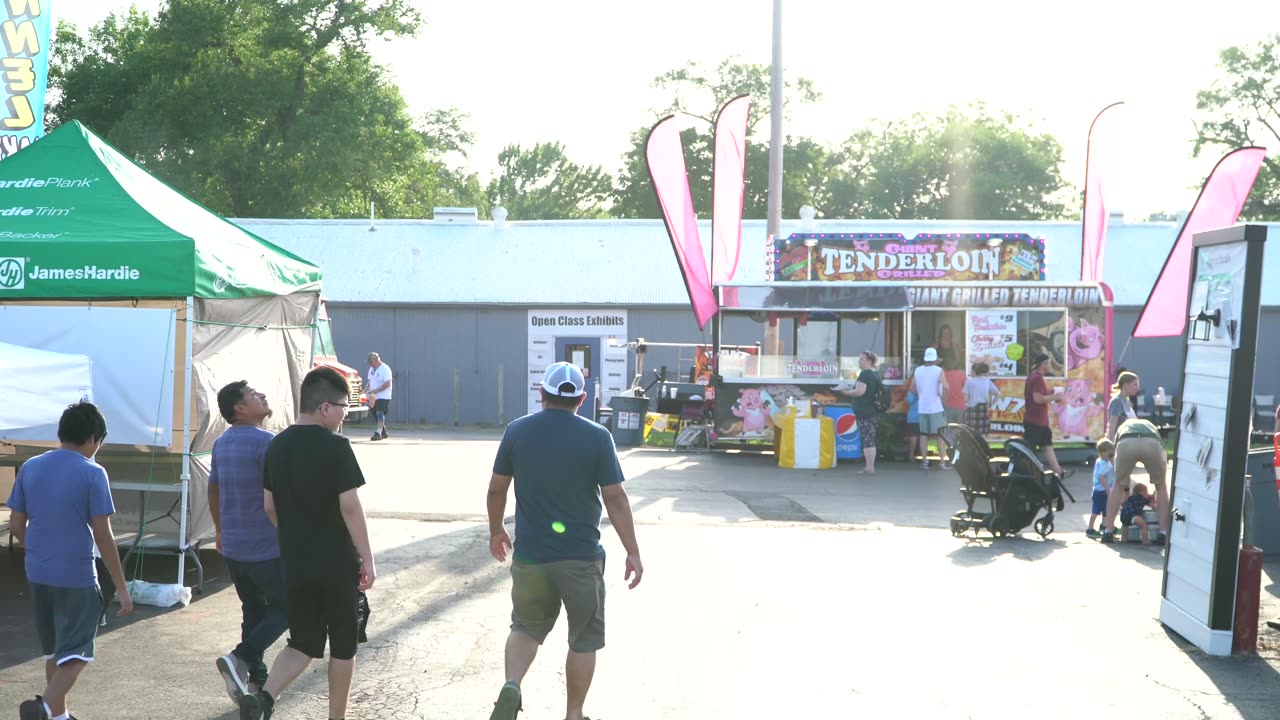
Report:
1023,354,1067,476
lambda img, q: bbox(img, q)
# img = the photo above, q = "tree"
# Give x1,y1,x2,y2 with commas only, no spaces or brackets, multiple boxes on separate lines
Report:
486,142,614,220
827,106,1069,220
47,0,479,219
652,56,821,134
612,58,828,219
1194,34,1280,220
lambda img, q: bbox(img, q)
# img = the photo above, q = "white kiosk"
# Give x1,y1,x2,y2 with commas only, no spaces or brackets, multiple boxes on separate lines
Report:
1160,224,1268,655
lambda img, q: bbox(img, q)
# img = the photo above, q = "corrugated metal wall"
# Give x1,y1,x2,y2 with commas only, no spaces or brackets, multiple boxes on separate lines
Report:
326,303,1280,427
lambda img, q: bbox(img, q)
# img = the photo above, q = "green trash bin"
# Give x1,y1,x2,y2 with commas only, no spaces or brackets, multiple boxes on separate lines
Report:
608,395,649,447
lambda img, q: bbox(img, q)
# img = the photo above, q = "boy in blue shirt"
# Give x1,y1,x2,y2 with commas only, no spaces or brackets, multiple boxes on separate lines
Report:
7,402,133,720
905,389,920,462
1087,438,1115,539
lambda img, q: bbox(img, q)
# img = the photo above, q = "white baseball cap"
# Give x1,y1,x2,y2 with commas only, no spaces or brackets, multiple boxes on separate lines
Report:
541,362,586,397
923,347,939,362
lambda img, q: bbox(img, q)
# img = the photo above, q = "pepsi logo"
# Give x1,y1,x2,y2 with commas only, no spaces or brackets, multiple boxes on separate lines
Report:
835,413,860,439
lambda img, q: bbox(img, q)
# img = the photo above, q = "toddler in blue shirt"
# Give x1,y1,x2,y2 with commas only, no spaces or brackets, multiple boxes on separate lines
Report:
1087,438,1115,539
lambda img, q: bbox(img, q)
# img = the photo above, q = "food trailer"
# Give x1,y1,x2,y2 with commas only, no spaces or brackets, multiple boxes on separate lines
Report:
709,232,1113,455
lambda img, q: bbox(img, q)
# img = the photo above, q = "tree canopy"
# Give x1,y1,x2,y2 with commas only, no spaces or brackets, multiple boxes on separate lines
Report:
613,60,1068,221
48,0,483,218
1195,33,1280,220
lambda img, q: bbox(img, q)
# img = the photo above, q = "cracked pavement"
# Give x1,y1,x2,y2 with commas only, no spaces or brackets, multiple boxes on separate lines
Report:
5,427,1280,718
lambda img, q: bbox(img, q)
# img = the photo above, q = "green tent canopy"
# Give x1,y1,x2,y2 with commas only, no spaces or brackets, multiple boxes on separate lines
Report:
0,120,321,299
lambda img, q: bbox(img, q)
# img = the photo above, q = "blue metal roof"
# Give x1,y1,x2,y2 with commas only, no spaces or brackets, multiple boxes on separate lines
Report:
231,217,1280,307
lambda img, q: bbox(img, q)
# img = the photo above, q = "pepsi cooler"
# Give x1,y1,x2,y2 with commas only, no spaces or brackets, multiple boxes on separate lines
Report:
824,406,863,460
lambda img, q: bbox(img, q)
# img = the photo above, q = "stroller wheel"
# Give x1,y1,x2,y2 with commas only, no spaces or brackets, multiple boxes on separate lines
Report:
950,519,963,537
1034,518,1054,538
985,514,1008,538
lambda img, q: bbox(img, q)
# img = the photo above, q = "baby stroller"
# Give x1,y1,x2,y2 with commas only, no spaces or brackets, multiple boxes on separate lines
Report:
947,424,1074,539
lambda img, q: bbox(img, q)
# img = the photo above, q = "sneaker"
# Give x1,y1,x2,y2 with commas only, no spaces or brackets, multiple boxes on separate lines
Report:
490,682,522,720
239,690,274,720
940,461,953,470
19,697,49,720
1100,532,1116,544
920,461,930,470
370,432,382,441
217,654,250,704
1085,528,1102,539
380,428,389,440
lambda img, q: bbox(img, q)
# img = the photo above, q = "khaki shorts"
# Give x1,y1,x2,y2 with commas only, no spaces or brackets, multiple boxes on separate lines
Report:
510,558,606,653
1115,435,1167,491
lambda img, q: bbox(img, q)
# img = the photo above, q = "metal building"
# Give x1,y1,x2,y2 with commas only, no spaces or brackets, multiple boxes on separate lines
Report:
233,213,1280,427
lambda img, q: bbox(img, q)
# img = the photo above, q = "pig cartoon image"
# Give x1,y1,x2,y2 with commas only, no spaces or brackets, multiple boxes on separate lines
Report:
941,239,960,256
732,388,771,435
853,239,871,251
1068,317,1104,370
1053,379,1102,437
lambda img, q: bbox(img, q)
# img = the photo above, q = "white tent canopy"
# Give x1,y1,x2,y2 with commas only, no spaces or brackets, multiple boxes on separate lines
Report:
0,341,93,431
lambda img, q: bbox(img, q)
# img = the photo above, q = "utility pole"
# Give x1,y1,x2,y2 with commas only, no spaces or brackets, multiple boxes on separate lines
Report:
765,0,784,356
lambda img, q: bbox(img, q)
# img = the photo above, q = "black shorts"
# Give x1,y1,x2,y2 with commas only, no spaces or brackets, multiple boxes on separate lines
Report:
285,575,360,660
373,399,391,415
1023,423,1053,450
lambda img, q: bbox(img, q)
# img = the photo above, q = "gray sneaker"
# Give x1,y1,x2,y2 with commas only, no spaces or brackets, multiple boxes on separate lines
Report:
217,654,250,703
490,682,522,720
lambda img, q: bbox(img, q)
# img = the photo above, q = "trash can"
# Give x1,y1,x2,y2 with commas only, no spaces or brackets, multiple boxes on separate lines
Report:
608,395,649,447
1245,449,1280,555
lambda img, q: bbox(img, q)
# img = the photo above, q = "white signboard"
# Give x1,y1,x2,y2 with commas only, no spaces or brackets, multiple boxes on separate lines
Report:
967,310,1018,376
526,310,628,416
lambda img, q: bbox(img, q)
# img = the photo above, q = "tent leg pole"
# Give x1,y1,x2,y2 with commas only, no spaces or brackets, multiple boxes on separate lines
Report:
177,297,195,587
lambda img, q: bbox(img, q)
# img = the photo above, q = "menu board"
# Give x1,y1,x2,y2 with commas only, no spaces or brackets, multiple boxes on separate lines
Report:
967,311,1018,377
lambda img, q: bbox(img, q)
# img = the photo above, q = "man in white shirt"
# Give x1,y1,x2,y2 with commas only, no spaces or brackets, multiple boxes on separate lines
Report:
908,347,950,469
366,352,393,441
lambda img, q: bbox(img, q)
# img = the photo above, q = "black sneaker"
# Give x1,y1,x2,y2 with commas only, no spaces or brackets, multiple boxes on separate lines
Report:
370,432,382,441
19,697,49,720
489,682,522,720
380,428,389,440
1100,532,1116,544
239,690,274,720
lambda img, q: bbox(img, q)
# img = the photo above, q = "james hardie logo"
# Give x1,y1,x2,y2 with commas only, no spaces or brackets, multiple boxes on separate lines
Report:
0,257,24,290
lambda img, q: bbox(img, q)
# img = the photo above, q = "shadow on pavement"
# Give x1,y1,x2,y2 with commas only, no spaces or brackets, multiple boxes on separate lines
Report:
1175,625,1280,720
0,545,237,673
945,535,1070,566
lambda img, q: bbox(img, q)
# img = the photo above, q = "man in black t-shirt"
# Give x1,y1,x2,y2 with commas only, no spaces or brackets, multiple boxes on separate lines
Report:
240,367,376,720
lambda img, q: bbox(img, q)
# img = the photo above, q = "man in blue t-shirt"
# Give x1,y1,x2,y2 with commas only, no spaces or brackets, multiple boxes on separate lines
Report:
485,362,644,720
7,402,133,720
209,381,286,704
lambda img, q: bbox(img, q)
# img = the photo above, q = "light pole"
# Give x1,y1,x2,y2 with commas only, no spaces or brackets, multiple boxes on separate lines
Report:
767,0,784,243
764,0,784,357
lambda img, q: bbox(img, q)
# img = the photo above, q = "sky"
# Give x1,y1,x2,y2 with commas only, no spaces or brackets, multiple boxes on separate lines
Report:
54,0,1280,219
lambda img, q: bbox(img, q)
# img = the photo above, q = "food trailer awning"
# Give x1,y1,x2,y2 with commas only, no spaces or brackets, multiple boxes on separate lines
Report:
719,283,913,312
717,282,1109,312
